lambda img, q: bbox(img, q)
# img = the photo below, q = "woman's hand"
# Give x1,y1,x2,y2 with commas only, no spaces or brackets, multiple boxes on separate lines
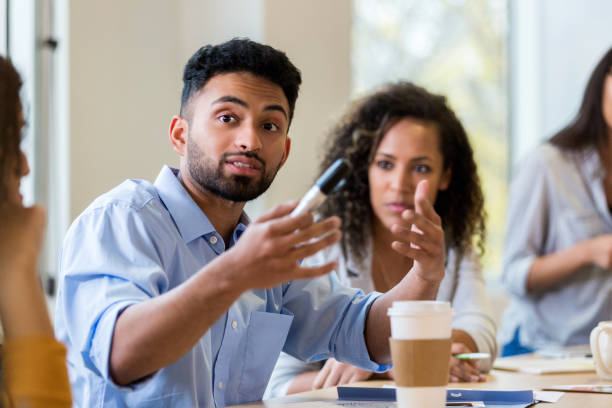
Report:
449,343,485,383
584,234,612,269
390,180,445,283
312,358,374,389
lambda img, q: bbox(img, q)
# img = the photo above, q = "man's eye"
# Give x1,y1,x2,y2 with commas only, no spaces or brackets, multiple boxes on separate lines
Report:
263,123,279,131
219,114,236,123
376,160,393,170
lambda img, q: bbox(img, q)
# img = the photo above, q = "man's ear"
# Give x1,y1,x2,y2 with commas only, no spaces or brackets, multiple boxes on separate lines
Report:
278,137,291,169
169,115,189,156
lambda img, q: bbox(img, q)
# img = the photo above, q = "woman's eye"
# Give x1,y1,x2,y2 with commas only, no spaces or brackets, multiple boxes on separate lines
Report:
263,122,280,132
219,114,236,123
415,164,431,174
376,160,393,170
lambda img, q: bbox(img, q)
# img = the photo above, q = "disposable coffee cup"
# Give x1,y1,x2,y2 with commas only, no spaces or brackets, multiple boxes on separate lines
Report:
388,301,452,408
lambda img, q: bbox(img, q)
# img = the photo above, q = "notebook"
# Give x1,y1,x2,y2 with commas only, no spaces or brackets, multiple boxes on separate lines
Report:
493,357,595,374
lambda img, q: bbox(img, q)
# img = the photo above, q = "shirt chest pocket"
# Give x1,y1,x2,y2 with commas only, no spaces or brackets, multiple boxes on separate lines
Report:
238,311,294,401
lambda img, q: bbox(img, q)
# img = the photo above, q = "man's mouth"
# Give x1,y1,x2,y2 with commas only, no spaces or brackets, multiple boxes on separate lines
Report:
224,155,264,176
230,161,256,169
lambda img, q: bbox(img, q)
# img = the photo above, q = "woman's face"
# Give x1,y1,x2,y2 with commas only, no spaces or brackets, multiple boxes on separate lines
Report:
368,117,450,232
3,150,29,205
603,70,612,133
2,109,29,205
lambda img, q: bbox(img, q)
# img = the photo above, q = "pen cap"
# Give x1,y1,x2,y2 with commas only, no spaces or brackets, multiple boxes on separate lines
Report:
315,158,351,194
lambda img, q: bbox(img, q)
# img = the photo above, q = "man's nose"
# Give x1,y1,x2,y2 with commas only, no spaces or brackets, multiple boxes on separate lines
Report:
234,125,262,152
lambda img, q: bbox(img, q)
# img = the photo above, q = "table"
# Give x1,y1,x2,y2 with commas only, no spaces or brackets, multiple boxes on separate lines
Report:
234,357,612,407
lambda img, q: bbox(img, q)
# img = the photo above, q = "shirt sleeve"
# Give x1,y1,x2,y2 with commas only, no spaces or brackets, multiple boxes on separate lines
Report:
280,271,389,373
501,148,551,298
2,335,72,408
56,201,171,384
448,250,498,372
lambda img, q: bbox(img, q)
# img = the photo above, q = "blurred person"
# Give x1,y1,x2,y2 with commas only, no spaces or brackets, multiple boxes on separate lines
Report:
266,82,497,397
55,39,450,407
0,56,71,407
499,47,612,356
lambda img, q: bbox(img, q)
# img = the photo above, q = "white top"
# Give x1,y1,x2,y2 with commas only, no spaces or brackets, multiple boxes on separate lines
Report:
264,234,497,398
499,144,612,350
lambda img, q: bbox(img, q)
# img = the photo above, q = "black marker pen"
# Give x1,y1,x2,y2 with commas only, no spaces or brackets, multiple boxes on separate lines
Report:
290,158,351,216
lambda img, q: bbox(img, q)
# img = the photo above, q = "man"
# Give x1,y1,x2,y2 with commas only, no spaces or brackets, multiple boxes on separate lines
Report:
55,38,446,407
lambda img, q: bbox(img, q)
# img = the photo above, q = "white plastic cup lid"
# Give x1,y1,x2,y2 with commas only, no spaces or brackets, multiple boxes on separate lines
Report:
387,300,452,316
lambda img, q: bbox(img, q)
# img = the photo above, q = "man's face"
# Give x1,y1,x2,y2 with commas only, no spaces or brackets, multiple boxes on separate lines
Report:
180,72,291,202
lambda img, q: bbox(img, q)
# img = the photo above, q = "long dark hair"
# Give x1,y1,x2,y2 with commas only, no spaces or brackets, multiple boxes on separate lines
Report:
0,56,24,203
549,47,612,152
317,81,486,262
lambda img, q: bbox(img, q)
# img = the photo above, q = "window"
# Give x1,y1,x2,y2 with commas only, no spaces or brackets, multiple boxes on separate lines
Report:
353,0,509,276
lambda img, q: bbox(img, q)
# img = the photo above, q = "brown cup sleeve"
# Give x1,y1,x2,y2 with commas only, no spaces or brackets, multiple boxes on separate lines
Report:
389,338,451,387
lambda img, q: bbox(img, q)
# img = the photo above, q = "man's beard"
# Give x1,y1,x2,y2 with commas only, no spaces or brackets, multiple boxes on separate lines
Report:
186,136,282,202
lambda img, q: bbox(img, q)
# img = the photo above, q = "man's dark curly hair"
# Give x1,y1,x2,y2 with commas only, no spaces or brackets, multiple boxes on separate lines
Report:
0,56,24,203
180,37,302,122
317,81,486,262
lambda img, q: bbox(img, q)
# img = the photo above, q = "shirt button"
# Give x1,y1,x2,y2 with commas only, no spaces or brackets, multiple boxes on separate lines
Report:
218,381,223,389
209,236,218,244
232,321,238,329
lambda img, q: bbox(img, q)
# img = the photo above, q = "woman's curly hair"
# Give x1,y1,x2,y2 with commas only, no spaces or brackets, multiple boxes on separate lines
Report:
317,81,486,262
0,56,24,203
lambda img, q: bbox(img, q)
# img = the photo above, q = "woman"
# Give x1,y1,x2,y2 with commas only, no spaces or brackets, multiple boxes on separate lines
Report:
0,56,71,407
499,47,612,356
265,82,496,397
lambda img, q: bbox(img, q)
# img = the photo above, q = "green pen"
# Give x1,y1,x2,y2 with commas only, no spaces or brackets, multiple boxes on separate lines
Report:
454,352,491,360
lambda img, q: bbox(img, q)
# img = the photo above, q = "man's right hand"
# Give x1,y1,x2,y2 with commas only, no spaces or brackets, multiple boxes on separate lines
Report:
223,201,342,291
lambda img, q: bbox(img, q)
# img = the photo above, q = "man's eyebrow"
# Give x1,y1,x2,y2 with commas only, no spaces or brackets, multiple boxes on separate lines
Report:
211,95,248,108
264,104,288,120
211,96,288,120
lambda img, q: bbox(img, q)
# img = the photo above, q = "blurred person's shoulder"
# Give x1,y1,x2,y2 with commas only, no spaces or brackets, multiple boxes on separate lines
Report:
84,178,160,215
513,143,573,181
69,178,166,233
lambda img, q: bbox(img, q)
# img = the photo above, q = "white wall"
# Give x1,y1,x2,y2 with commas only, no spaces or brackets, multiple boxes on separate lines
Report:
66,0,350,220
510,0,612,168
540,0,612,139
69,1,180,219
263,0,351,210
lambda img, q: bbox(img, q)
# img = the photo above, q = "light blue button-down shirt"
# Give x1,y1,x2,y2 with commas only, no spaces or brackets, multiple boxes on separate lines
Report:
54,165,386,407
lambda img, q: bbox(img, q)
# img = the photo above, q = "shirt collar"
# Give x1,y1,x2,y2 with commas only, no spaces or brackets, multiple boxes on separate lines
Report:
154,165,249,244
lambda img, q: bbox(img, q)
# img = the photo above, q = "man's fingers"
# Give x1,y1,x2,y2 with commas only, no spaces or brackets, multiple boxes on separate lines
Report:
281,216,341,250
255,201,299,224
290,230,342,261
293,261,339,281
